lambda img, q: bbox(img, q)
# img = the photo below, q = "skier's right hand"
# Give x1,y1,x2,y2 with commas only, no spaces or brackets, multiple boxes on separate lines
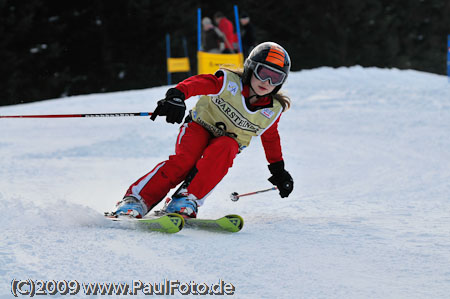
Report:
150,88,186,124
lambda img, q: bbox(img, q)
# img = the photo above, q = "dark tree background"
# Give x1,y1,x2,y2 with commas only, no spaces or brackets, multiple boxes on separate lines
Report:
1,0,449,106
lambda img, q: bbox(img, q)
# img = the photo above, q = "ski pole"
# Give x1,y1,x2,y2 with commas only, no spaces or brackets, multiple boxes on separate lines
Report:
0,112,153,119
230,187,278,202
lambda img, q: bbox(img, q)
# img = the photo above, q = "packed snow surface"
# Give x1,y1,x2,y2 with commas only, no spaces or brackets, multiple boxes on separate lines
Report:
1,66,450,298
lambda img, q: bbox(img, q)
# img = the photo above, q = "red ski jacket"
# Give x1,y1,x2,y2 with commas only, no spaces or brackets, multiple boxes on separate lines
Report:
175,73,284,164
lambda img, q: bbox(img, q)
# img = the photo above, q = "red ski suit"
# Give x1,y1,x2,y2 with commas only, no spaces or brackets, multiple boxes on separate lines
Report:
125,73,284,210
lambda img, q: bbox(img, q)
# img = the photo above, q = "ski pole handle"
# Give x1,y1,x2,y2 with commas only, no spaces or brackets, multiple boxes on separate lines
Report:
230,187,278,202
0,112,153,118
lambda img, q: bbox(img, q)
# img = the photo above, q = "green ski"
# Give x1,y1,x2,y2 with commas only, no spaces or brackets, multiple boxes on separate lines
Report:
105,213,185,234
184,214,244,233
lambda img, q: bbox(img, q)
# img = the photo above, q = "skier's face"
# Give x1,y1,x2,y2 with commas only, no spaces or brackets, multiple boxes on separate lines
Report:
250,73,276,96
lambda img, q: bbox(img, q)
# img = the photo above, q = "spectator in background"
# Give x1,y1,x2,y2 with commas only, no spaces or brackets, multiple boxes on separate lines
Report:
201,17,224,53
214,11,237,53
240,12,256,58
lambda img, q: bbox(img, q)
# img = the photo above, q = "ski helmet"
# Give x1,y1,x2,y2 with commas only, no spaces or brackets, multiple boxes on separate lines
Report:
243,42,291,94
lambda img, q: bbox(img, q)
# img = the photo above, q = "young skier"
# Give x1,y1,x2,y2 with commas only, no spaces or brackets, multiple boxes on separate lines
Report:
112,42,294,218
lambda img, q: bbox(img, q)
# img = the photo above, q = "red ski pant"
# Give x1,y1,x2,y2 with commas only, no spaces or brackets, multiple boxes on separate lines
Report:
125,121,239,210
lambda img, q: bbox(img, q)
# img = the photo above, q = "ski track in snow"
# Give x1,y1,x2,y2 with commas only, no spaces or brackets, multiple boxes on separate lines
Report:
1,66,450,298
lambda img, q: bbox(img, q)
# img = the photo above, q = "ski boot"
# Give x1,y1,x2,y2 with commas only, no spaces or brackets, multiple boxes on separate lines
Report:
112,196,148,218
165,192,198,218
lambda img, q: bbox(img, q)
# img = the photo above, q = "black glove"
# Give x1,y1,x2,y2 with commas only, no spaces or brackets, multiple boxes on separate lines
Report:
150,88,186,124
268,160,293,198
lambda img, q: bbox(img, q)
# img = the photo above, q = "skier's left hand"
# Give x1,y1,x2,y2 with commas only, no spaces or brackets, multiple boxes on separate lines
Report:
150,88,186,124
268,160,294,198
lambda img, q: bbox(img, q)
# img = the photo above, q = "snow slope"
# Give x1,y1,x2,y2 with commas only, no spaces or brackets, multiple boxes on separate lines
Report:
1,66,450,298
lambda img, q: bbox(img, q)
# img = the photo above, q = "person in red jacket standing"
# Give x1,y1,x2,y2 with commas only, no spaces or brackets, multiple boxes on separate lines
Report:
214,11,237,53
112,42,294,218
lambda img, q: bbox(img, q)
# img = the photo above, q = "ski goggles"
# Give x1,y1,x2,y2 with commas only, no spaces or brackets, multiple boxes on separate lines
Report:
253,63,286,86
